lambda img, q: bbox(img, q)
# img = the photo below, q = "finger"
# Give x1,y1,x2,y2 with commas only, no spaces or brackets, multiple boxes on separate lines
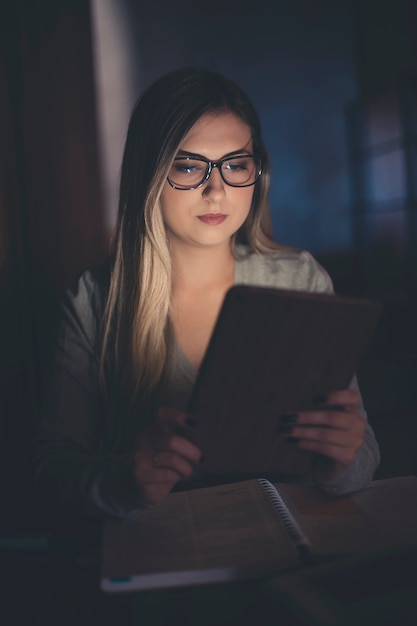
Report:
139,467,183,484
293,409,365,432
156,406,198,433
284,415,365,468
159,433,203,465
134,448,183,482
136,448,186,481
140,483,178,507
134,445,195,505
133,455,183,486
135,428,202,478
149,450,195,481
290,437,360,468
313,389,361,410
289,421,364,447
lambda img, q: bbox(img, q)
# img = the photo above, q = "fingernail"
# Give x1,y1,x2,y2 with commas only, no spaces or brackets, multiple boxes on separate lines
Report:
199,454,205,464
313,393,327,404
186,417,198,428
279,412,298,424
287,436,300,444
276,424,294,434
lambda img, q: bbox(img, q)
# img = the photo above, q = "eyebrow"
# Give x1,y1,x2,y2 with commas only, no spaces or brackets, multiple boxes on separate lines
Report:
176,148,253,160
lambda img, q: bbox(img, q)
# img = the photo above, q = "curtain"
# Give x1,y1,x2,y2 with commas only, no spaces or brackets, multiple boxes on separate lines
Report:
0,0,107,527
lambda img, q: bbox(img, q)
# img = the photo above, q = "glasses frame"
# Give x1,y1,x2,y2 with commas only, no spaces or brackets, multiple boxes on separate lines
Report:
167,154,263,190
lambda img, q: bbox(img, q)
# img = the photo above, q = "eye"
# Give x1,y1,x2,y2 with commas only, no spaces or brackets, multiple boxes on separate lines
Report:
173,164,195,175
224,157,250,171
172,160,205,175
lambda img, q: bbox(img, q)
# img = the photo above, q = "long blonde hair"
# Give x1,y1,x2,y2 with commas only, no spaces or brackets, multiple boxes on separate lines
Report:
100,68,279,423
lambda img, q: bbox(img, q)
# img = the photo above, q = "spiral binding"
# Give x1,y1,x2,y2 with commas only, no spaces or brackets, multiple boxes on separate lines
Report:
257,478,312,558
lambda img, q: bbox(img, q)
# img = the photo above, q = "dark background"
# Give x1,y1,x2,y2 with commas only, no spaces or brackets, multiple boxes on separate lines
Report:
1,0,416,527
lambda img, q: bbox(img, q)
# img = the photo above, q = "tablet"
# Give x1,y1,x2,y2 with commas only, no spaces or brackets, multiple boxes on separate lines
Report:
187,285,381,479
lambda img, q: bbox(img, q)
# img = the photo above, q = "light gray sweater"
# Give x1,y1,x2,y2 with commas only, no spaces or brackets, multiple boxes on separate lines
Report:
33,246,380,517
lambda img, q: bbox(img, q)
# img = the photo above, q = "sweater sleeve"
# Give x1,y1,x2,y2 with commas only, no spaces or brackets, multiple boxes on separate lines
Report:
32,271,146,518
311,374,381,495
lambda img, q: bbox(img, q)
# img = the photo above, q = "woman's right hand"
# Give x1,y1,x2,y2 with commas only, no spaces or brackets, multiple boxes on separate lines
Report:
133,406,202,506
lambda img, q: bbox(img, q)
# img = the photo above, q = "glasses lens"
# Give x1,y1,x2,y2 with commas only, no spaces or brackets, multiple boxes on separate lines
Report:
221,156,261,186
168,155,262,189
168,158,209,189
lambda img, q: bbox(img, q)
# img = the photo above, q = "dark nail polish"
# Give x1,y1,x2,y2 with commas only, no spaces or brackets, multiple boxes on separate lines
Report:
199,454,205,464
186,417,198,428
276,424,294,434
279,412,298,424
287,436,300,444
313,393,327,405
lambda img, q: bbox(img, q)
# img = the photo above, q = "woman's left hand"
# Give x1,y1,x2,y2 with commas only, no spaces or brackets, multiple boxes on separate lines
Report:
277,389,365,482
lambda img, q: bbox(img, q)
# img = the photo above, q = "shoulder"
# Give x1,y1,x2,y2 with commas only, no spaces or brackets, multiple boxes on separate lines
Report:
235,244,334,294
60,260,111,341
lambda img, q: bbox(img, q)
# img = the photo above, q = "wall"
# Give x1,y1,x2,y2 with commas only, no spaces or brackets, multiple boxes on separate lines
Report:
95,0,358,256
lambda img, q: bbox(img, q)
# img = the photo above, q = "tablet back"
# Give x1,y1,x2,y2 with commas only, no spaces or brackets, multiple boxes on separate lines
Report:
187,285,382,479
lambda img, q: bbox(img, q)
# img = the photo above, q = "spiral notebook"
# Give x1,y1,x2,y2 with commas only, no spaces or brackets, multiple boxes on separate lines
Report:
101,478,313,593
101,476,417,593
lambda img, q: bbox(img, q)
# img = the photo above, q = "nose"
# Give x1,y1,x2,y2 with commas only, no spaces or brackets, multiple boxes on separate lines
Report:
202,165,226,202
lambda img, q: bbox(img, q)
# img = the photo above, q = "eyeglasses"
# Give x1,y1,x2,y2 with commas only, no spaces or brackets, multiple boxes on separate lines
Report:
167,154,262,190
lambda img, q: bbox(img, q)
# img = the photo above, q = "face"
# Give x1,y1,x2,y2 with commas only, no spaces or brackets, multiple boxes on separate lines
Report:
160,112,255,252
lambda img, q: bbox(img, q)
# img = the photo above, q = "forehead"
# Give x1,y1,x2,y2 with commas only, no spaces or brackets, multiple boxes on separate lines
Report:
179,112,253,158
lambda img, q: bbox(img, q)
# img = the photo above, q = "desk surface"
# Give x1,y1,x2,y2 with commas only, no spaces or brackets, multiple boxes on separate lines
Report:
2,476,417,626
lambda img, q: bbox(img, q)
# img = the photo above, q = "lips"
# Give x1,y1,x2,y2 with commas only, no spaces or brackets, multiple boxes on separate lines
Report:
197,214,227,225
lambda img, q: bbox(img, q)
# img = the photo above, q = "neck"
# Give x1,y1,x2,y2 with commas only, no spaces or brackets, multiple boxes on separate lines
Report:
170,241,235,291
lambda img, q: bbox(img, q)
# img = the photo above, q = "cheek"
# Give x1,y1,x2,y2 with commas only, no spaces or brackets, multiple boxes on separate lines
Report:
237,188,255,217
160,186,183,226
159,185,174,216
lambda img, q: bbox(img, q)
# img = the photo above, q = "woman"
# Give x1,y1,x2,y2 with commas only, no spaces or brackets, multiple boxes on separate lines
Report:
34,67,380,517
